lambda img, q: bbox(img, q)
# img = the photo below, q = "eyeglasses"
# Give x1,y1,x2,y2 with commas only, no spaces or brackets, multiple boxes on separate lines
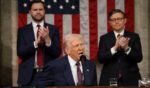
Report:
109,18,124,22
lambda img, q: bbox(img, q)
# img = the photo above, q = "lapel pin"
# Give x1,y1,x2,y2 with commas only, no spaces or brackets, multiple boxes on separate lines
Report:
87,69,89,72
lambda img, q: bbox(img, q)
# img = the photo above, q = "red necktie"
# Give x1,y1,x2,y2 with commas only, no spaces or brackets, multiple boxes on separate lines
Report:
76,61,83,85
37,24,44,69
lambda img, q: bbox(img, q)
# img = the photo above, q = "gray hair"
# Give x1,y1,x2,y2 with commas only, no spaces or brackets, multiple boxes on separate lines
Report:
63,34,84,54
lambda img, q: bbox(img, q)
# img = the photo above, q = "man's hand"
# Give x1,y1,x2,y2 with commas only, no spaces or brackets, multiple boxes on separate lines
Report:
35,28,44,46
41,26,51,44
35,26,51,46
114,37,121,51
118,36,130,51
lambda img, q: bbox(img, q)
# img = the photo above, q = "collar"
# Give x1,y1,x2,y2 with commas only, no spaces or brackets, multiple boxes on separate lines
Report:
32,20,44,29
68,55,81,67
114,29,125,38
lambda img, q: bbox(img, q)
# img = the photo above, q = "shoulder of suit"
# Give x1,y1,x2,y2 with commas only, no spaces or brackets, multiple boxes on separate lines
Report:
85,59,96,67
44,23,59,31
18,23,32,30
17,24,32,33
45,58,65,72
44,23,57,27
51,56,67,66
125,30,139,37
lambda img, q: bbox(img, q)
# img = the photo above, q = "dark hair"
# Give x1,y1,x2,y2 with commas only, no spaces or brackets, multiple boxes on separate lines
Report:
108,9,126,19
28,0,45,10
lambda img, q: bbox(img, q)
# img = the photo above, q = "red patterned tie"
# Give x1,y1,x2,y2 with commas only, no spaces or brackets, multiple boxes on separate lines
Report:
37,24,44,69
76,61,83,85
117,34,121,51
117,34,122,79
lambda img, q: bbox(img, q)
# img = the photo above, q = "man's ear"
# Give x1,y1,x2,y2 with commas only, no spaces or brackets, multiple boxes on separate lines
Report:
65,48,70,55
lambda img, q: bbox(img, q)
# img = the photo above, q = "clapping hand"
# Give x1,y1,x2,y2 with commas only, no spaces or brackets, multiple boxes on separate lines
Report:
41,26,51,44
118,36,130,51
35,26,51,46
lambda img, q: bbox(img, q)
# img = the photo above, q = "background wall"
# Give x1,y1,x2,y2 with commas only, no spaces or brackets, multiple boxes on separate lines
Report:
135,0,149,78
149,0,150,77
0,0,149,86
0,0,13,86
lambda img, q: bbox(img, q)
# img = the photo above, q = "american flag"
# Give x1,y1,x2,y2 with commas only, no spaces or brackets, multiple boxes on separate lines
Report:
18,0,134,61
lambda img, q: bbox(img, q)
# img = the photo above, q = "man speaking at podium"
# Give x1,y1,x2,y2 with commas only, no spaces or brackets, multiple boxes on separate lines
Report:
45,34,97,86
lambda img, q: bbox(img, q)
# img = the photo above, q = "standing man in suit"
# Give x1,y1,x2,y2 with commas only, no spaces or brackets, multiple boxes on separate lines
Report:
46,34,97,86
17,0,61,86
97,9,143,86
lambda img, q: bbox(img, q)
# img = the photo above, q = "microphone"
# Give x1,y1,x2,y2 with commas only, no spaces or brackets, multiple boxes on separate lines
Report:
80,55,87,63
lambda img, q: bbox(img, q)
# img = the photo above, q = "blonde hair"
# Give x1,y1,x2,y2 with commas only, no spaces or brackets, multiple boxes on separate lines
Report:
63,34,84,54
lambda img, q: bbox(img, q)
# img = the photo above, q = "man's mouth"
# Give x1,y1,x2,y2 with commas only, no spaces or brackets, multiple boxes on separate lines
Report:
79,52,83,56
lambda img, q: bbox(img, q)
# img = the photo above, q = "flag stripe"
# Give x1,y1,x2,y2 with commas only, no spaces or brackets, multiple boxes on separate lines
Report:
18,13,27,28
63,15,72,36
115,0,125,12
98,0,107,43
125,0,134,32
72,14,80,34
54,14,63,47
107,0,115,32
45,14,54,25
89,0,98,61
80,0,90,59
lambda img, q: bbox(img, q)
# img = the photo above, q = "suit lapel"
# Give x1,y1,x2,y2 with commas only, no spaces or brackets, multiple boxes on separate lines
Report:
124,30,129,37
63,56,75,86
25,23,35,42
82,61,91,85
109,32,116,47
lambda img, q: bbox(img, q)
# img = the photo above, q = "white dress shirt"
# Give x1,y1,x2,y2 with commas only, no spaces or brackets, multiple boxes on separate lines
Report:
32,21,52,68
32,21,44,68
68,55,83,86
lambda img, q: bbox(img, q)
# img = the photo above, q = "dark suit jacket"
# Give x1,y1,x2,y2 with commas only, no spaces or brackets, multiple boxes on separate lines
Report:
97,30,143,86
45,55,97,86
17,22,61,85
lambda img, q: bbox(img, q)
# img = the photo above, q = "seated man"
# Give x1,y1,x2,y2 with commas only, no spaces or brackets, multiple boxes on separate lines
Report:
45,34,97,86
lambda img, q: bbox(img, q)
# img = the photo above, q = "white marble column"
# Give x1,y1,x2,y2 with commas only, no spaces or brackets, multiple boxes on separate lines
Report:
0,0,18,86
135,0,150,78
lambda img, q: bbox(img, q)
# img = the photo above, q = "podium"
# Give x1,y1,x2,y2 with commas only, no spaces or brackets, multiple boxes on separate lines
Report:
46,86,142,88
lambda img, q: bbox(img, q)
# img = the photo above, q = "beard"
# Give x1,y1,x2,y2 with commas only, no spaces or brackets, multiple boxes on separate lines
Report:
31,15,44,22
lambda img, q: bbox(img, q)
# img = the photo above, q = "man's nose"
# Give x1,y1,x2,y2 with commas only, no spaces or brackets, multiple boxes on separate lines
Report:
37,10,41,13
78,45,83,50
114,20,120,23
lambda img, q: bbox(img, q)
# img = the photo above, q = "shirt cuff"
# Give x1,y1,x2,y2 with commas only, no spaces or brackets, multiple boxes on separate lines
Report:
45,40,51,47
125,47,131,55
111,47,117,55
34,41,38,48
